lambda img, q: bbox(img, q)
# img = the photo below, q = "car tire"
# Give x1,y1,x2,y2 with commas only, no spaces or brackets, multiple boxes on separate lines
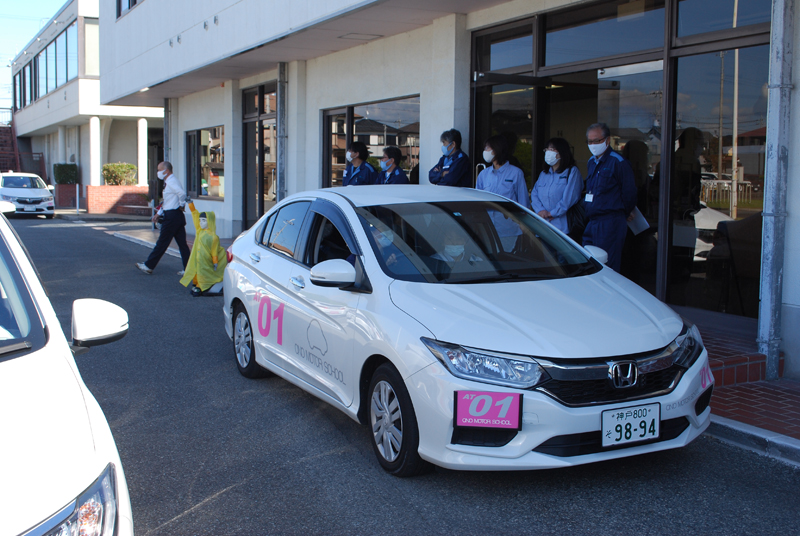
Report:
232,302,270,379
45,214,54,219
368,363,429,477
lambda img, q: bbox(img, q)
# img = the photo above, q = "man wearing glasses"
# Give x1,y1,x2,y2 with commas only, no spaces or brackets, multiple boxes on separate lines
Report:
582,122,637,272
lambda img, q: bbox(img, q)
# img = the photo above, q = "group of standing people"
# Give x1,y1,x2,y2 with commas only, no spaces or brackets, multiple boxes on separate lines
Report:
344,123,636,272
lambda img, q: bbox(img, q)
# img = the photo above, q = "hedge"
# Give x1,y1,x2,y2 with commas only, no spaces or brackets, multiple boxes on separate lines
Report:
53,163,79,185
102,162,138,186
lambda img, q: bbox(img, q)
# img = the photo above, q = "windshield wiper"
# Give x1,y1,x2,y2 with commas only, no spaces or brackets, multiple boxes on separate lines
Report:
446,273,523,284
0,340,32,356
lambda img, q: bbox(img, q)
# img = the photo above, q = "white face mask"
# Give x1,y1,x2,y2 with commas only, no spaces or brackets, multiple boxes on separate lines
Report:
588,140,607,158
345,151,354,162
199,217,208,230
544,150,560,167
483,150,495,164
444,244,465,258
157,169,167,180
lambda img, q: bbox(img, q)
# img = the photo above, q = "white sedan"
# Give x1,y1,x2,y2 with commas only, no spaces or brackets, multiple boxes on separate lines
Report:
0,202,134,535
223,186,714,476
0,171,56,218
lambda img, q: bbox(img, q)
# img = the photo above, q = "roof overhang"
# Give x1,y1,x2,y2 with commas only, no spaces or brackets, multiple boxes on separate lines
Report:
109,0,510,107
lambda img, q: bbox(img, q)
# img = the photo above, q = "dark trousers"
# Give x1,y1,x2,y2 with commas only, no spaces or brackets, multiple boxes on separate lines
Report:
583,213,627,272
145,209,191,270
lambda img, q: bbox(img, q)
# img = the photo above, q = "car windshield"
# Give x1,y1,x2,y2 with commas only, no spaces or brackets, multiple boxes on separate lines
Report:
0,251,34,353
1,176,47,189
356,201,599,283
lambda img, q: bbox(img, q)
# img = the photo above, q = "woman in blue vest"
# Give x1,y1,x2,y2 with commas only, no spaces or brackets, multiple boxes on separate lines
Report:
343,141,377,186
429,129,471,187
378,146,410,185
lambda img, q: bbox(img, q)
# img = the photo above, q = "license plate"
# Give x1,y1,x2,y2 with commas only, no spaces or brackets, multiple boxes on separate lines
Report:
23,206,35,212
601,403,660,447
454,391,522,430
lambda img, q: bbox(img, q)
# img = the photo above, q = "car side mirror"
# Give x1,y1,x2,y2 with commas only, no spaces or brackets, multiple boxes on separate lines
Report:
584,245,609,265
310,259,357,288
71,299,129,349
0,201,16,214
47,184,55,191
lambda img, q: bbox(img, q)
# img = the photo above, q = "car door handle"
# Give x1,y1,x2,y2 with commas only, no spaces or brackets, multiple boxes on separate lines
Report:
290,276,305,289
250,252,261,263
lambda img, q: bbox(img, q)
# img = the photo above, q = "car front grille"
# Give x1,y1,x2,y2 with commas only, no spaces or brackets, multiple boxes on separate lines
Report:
532,417,690,457
16,198,43,205
536,365,684,407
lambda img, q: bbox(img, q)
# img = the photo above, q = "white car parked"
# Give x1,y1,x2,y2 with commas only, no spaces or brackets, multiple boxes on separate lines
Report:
0,171,56,218
223,186,714,476
0,203,134,535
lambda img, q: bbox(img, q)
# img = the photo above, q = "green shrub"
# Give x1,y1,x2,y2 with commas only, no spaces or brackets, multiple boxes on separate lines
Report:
102,162,138,185
53,163,79,185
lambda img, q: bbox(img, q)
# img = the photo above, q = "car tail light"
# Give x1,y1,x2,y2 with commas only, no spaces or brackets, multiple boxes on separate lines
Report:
226,247,233,263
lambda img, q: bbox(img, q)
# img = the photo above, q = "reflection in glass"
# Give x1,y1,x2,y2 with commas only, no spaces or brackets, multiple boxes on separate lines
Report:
474,84,533,188
56,31,66,87
677,0,771,37
327,113,347,187
243,121,259,228
37,52,46,98
46,42,55,92
193,126,224,198
544,61,663,293
243,90,258,116
352,96,420,183
262,118,276,200
67,22,78,81
545,0,664,66
476,30,533,72
668,45,768,317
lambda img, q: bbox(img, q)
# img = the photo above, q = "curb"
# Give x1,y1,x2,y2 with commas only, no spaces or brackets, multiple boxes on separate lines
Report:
705,415,800,467
113,232,181,259
56,214,150,223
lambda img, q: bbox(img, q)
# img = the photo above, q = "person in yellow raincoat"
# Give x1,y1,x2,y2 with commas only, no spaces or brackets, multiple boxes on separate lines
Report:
180,203,227,295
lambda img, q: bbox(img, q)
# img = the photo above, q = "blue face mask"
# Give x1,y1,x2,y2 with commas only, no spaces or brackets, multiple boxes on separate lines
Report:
441,143,452,156
380,160,391,171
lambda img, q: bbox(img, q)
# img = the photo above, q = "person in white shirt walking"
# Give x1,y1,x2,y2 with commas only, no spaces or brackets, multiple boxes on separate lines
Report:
136,161,191,274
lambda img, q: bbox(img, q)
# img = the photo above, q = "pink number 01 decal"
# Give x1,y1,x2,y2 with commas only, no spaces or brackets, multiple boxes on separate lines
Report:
256,293,284,345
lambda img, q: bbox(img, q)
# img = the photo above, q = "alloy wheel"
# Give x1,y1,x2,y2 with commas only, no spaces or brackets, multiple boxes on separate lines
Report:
370,380,403,462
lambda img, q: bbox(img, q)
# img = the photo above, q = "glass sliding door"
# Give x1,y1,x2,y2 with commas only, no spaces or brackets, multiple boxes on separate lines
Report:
666,45,768,317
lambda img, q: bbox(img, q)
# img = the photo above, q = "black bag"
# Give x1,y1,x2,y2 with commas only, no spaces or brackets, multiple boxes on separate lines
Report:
566,200,586,241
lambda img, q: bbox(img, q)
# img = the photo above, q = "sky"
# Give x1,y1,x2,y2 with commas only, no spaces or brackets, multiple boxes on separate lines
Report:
0,0,68,108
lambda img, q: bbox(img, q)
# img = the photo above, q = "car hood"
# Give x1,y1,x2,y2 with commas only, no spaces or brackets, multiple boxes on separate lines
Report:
1,188,50,198
0,350,97,535
389,270,683,358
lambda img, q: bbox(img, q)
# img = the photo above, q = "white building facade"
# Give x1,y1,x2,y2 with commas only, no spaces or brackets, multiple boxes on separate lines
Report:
11,0,163,190
100,0,798,380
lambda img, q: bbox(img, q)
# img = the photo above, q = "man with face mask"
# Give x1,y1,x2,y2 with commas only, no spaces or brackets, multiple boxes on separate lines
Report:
137,161,191,275
429,129,471,187
581,123,637,272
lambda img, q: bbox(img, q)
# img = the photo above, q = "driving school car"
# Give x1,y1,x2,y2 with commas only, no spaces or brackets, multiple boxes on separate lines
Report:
223,185,713,476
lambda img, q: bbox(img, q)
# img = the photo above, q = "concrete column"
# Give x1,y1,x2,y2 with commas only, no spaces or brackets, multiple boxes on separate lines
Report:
421,14,470,184
137,118,148,186
57,125,67,164
89,116,102,186
287,60,307,195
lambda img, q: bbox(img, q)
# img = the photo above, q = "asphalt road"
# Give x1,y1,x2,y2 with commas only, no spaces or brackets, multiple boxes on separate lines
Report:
11,216,800,536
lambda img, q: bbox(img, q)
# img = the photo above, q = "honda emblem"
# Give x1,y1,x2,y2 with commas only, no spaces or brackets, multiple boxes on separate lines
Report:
610,361,638,389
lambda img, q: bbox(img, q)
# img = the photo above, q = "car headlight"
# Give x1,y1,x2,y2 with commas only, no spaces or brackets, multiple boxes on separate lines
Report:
43,464,117,536
422,338,549,389
2,195,17,202
672,322,704,369
43,196,54,202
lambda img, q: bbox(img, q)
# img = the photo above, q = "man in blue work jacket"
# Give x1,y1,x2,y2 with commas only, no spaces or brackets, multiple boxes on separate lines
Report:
378,146,410,184
343,141,378,186
429,129,471,187
582,123,637,272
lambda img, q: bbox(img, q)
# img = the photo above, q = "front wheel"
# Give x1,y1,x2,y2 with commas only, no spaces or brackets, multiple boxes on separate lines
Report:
368,364,429,477
232,302,270,378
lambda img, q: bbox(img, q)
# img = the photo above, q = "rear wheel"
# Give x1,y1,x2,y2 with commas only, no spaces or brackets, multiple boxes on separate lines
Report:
232,302,270,378
368,364,429,477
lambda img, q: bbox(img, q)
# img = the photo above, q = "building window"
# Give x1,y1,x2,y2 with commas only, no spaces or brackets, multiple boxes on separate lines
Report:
85,19,100,77
37,51,46,99
13,73,21,110
322,96,421,187
46,41,56,93
677,0,771,37
186,126,225,199
242,83,278,229
23,62,33,107
67,21,78,81
117,0,141,18
544,0,665,67
56,31,67,87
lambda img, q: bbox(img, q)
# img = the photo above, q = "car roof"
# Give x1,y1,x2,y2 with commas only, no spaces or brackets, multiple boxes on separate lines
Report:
0,172,42,179
306,185,509,208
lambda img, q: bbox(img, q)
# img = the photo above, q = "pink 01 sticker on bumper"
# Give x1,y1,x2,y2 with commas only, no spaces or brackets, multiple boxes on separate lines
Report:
454,391,522,430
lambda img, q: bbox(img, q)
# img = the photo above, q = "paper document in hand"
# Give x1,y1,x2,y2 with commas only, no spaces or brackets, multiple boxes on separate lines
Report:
627,207,649,236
